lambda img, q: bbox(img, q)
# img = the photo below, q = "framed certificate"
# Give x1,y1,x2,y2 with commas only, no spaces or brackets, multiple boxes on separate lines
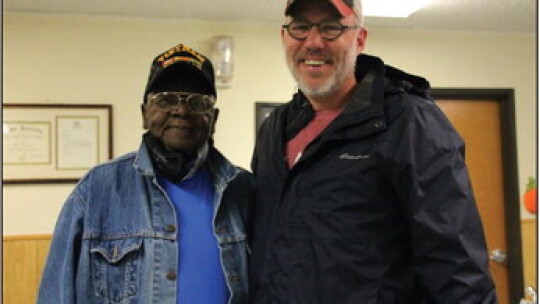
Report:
3,104,113,184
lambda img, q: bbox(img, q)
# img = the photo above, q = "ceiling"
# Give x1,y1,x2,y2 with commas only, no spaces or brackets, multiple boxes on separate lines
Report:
3,0,537,33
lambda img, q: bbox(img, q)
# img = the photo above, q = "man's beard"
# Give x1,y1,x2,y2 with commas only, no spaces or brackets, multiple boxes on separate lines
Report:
287,47,357,98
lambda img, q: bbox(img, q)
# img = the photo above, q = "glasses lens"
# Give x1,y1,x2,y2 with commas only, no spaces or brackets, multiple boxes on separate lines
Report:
319,22,343,40
185,94,215,114
150,92,215,114
149,93,175,108
288,21,311,39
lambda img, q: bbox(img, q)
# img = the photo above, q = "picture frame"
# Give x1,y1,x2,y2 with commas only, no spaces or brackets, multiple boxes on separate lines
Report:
255,102,282,136
3,103,113,184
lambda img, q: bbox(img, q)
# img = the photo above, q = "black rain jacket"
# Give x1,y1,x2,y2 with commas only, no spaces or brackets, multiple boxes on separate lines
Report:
250,54,497,304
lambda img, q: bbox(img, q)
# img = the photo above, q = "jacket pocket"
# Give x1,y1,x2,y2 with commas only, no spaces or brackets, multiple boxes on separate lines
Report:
90,237,143,303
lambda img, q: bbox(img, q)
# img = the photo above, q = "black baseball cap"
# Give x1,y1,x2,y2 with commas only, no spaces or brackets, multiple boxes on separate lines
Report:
143,43,216,103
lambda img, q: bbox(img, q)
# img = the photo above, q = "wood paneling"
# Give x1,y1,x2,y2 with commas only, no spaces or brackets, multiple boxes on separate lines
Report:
521,219,537,290
2,221,536,303
3,235,51,304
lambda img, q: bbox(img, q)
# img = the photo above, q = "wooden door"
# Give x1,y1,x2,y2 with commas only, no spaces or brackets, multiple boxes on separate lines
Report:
435,93,522,304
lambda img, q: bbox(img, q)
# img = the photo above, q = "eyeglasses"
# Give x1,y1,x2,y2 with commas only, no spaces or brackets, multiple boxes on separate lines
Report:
282,20,361,41
147,92,216,114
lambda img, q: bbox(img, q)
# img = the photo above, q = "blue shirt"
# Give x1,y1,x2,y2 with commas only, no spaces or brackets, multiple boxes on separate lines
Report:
159,167,230,304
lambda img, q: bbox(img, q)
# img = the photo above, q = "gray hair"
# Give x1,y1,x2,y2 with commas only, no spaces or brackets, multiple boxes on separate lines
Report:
352,0,364,27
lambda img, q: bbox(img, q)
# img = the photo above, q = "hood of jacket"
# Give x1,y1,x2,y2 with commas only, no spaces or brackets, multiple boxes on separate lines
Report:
355,54,431,99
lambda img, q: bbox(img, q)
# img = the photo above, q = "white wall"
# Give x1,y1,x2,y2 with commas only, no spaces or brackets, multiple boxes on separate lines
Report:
3,12,536,234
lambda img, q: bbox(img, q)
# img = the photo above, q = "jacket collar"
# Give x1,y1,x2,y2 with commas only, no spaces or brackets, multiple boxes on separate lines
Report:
286,54,388,130
286,54,432,142
133,142,155,176
133,141,238,188
320,54,431,127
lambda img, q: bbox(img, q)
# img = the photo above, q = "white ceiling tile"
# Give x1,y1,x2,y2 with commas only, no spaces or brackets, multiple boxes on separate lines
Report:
3,0,536,33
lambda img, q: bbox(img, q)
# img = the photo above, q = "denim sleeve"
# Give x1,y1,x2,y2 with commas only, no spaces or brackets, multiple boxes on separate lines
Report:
37,185,85,304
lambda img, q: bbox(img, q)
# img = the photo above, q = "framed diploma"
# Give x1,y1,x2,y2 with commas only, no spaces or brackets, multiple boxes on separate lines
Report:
3,104,113,184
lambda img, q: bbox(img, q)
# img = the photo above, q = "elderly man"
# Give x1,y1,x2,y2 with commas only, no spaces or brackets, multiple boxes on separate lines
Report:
249,0,497,303
38,43,252,304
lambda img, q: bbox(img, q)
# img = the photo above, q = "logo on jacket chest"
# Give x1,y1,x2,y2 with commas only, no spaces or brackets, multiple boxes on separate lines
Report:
339,153,372,160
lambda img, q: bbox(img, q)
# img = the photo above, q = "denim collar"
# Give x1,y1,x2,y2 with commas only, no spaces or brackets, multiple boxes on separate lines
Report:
133,142,155,177
133,141,238,189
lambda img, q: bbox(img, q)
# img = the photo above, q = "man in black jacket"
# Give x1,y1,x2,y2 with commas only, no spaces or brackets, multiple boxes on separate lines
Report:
249,0,498,303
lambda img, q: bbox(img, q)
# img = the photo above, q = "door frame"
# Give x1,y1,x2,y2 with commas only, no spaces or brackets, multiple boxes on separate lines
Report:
431,88,524,303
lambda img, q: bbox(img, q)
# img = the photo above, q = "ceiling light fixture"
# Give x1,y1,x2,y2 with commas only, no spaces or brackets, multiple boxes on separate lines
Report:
363,0,434,18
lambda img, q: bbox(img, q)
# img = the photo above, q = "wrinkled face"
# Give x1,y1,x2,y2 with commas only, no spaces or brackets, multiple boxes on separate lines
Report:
282,2,367,99
142,90,215,154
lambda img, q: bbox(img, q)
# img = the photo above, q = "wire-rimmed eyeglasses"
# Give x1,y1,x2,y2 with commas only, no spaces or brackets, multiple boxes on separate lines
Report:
282,20,361,41
147,92,216,114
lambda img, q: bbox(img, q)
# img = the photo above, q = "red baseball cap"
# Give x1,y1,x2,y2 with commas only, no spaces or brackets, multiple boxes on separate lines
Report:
285,0,361,17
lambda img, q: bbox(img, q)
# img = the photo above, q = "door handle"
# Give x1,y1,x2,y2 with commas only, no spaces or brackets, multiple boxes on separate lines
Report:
489,248,507,263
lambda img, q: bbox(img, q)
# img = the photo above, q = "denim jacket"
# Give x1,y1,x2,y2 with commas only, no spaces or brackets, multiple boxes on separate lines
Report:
38,143,252,304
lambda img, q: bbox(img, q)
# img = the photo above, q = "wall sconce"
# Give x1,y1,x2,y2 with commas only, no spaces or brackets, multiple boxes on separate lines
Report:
210,36,234,88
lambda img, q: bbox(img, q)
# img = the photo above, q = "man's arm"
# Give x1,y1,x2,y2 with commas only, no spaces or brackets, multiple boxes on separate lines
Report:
391,101,497,303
